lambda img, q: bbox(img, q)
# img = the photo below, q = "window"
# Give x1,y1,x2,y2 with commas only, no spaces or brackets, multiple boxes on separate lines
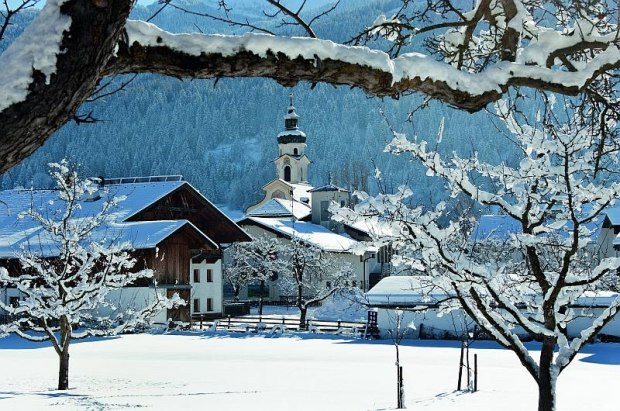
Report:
193,268,200,283
293,148,298,155
207,269,213,282
193,298,200,313
207,298,213,312
9,296,19,308
284,165,291,182
340,200,346,207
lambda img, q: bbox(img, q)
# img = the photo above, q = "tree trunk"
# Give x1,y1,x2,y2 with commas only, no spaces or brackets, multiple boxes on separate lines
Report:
297,280,306,330
57,315,72,390
537,340,557,411
57,349,70,390
299,305,308,331
258,280,265,316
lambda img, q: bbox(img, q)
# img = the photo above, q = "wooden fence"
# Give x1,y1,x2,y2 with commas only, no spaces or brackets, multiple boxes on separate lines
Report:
192,314,371,336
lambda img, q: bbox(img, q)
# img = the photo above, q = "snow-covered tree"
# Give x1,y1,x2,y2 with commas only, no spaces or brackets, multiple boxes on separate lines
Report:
224,236,280,315
334,98,620,411
0,161,179,390
1,1,620,172
279,237,355,330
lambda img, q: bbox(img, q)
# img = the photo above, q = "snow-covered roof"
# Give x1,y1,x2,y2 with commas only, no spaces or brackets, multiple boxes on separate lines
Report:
277,130,307,144
574,291,620,307
261,180,314,204
366,276,453,306
246,198,311,220
604,206,620,226
242,217,359,253
288,182,313,203
0,181,219,259
346,219,397,238
277,129,306,138
367,276,618,308
308,184,348,193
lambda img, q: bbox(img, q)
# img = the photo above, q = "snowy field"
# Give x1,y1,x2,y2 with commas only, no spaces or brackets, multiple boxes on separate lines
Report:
0,332,618,411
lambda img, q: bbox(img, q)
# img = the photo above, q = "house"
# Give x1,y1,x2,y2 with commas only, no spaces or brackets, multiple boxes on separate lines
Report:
366,275,620,339
0,176,250,323
237,95,382,299
365,212,619,339
596,206,620,259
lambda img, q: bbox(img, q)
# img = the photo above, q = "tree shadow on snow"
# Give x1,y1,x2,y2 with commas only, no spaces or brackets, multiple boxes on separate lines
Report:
0,334,119,350
578,343,620,365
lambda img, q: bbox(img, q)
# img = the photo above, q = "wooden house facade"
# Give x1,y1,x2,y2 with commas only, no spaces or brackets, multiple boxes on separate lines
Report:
0,176,250,324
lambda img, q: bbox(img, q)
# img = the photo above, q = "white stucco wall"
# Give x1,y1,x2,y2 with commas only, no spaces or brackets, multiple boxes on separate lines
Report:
275,155,309,184
190,259,223,315
374,306,620,340
310,190,349,228
1,286,182,327
596,226,618,259
97,287,170,325
230,224,381,299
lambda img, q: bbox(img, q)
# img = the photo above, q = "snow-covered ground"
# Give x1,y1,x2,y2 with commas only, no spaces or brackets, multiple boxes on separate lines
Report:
0,333,617,410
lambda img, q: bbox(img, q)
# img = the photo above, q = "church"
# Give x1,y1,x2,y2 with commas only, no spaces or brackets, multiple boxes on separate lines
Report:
245,94,349,229
237,95,386,300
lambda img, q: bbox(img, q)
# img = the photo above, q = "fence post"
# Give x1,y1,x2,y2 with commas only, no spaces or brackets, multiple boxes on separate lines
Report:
474,354,478,392
282,316,285,325
397,365,404,408
200,315,203,330
227,315,231,330
457,341,464,391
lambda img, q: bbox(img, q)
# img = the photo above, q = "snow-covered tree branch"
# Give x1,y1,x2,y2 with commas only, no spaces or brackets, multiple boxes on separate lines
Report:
0,161,180,390
224,236,280,314
334,96,620,411
1,0,620,173
278,237,355,330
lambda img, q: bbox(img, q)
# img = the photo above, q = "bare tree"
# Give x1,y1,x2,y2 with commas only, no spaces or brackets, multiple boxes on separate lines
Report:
1,1,620,172
224,236,280,315
280,236,355,330
0,161,179,390
335,96,620,411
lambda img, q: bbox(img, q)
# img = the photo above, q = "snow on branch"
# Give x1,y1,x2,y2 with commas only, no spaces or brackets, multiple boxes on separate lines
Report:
109,19,620,112
2,0,620,173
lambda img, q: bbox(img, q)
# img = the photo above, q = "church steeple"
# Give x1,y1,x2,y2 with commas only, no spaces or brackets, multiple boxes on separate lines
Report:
284,93,299,130
277,93,306,145
275,93,310,184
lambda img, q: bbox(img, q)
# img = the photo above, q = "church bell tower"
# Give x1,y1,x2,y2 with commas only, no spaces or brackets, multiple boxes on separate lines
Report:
274,94,310,184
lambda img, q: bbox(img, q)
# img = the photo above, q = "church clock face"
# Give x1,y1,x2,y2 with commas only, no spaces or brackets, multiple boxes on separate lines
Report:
271,190,286,199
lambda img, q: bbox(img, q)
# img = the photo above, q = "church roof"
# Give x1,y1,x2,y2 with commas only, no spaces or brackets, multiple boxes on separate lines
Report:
240,217,359,253
277,129,306,144
246,198,311,220
261,179,314,203
309,184,348,193
273,153,310,162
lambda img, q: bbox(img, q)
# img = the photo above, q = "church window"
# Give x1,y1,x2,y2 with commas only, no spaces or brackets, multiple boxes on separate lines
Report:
271,190,285,199
284,166,291,182
294,148,298,155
